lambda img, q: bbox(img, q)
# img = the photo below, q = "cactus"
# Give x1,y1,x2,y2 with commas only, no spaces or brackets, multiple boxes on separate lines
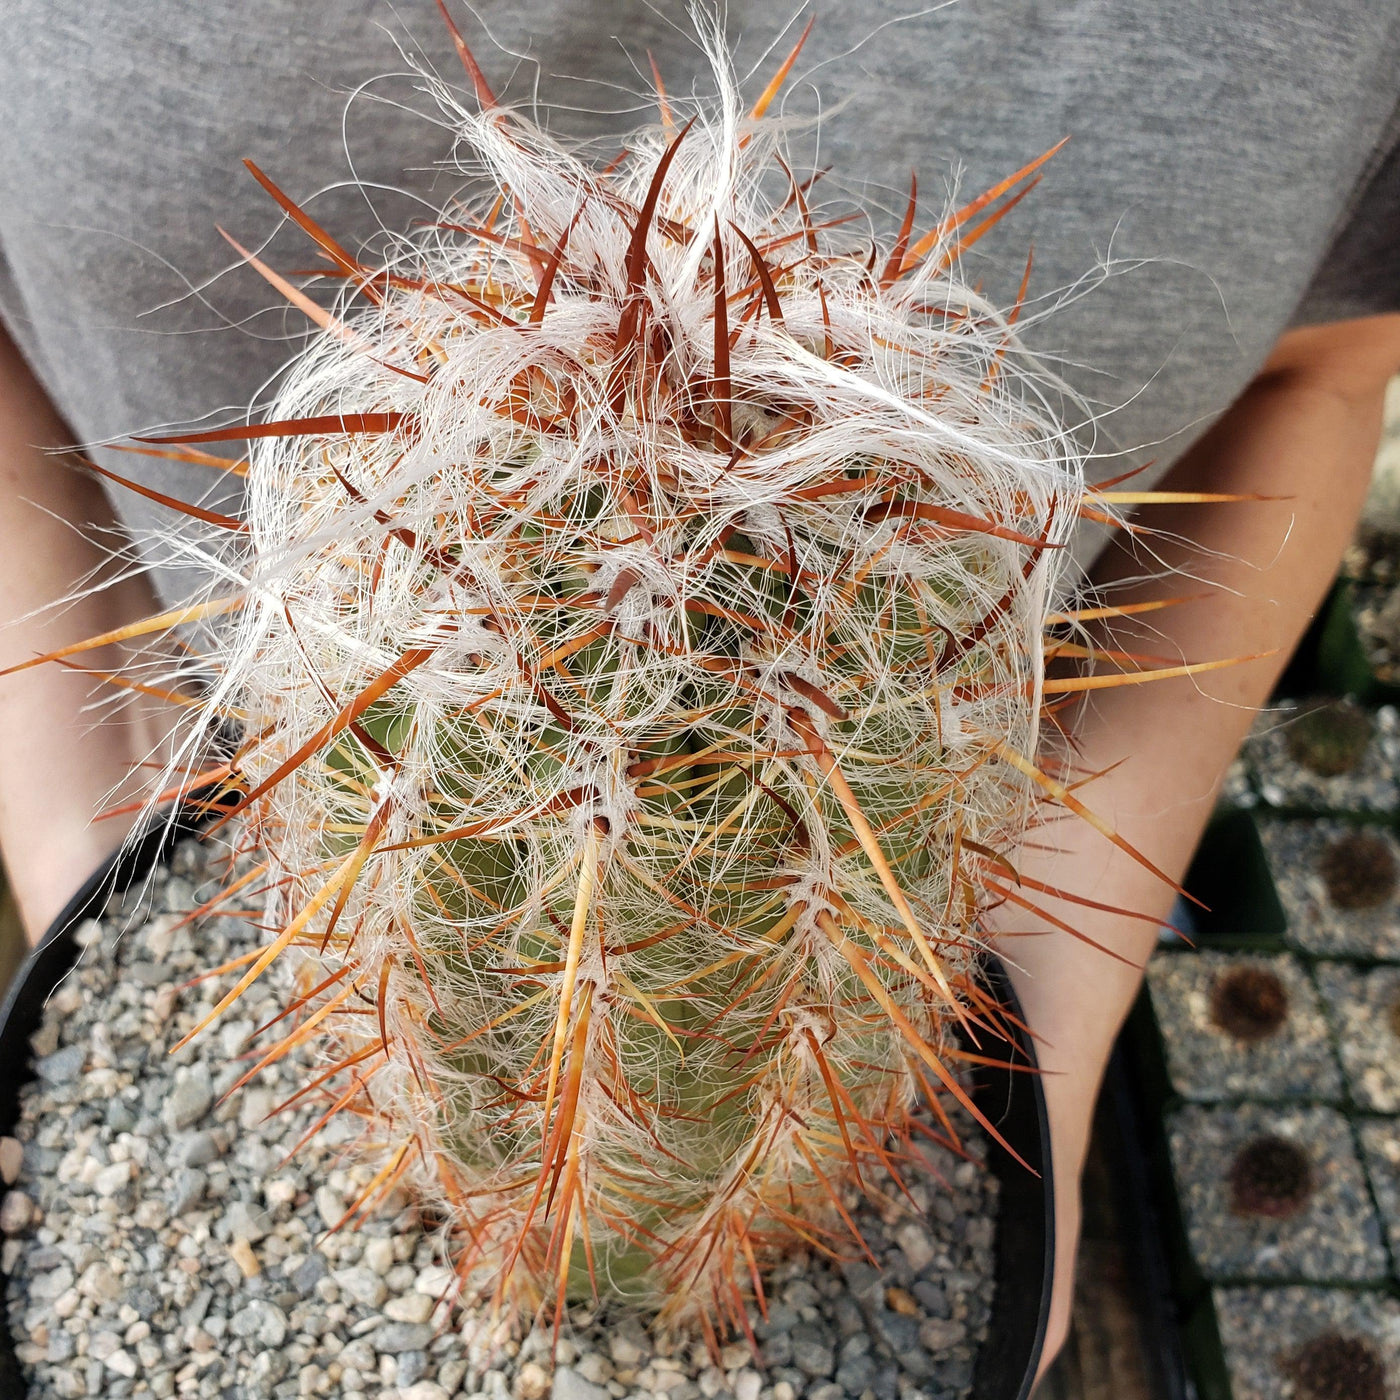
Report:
1209,964,1289,1043
1284,1333,1387,1400
1228,1135,1315,1219
8,3,1244,1338
1284,698,1372,777
1318,829,1398,910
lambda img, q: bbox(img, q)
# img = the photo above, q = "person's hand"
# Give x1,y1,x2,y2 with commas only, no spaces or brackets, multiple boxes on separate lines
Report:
0,323,180,941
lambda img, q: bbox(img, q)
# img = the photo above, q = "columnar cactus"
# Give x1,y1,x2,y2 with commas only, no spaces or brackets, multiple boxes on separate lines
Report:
35,4,1176,1337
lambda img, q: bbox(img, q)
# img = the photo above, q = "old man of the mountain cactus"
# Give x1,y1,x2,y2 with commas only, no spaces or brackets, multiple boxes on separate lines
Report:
88,4,1133,1337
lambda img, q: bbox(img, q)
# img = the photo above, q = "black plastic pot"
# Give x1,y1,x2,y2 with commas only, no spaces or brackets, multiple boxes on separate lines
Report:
966,964,1056,1400
0,823,1053,1400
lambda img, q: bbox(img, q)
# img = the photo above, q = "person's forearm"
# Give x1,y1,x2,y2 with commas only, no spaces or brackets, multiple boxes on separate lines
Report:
0,325,170,940
1011,367,1385,1107
1001,316,1400,1376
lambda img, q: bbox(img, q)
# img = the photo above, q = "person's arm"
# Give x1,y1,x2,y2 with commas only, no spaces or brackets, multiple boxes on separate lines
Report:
997,312,1400,1382
0,323,174,940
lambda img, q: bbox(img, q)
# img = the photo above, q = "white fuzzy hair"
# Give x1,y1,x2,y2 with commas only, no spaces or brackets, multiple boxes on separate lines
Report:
140,2,1088,1329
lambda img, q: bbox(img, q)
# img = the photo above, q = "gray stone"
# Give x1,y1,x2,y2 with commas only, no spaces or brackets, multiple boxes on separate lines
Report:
866,1308,921,1354
77,1261,121,1303
782,1281,820,1310
916,1318,966,1352
760,1334,792,1368
231,1300,288,1349
105,1099,138,1133
290,1251,328,1297
837,1261,881,1305
771,1367,807,1396
789,1330,833,1379
553,1363,614,1400
401,1385,452,1400
93,1160,133,1197
335,1266,388,1308
163,1065,213,1132
314,1185,344,1230
608,1331,647,1368
838,1334,869,1362
396,1350,429,1387
835,1355,877,1393
248,1350,289,1389
47,1330,76,1363
180,1288,213,1327
897,1347,934,1380
35,1044,85,1086
893,1222,936,1273
731,1371,762,1400
177,1131,222,1168
910,1281,948,1317
371,1321,434,1353
754,1303,799,1338
169,1168,206,1215
222,1200,270,1244
125,1285,162,1321
932,1357,974,1393
871,1363,900,1400
338,1339,376,1371
830,1297,865,1338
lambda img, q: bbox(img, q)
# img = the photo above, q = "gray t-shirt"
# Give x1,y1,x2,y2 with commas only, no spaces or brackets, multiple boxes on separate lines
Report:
1,2,1398,605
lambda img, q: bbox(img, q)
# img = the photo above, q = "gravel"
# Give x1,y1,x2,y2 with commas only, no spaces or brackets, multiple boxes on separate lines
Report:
1145,952,1342,1103
1167,1103,1386,1283
1315,962,1400,1111
1213,1286,1400,1400
1241,700,1400,815
1257,819,1400,959
2,837,1003,1399
1357,1120,1400,1277
1218,756,1257,810
1352,582,1400,689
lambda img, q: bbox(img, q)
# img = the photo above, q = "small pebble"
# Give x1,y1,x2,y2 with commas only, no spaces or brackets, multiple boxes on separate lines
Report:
93,1160,133,1197
336,1266,389,1309
518,1359,551,1399
733,1369,763,1400
34,1045,85,1086
0,1192,35,1235
229,1239,262,1278
104,1348,138,1379
163,1065,213,1132
554,1366,611,1400
384,1291,436,1324
0,1139,22,1185
315,1185,345,1230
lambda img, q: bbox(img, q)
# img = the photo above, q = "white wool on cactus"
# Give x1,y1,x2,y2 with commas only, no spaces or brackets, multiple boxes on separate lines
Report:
124,3,1094,1333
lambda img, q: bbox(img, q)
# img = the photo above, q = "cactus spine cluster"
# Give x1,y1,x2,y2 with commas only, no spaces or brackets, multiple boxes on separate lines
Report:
98,6,1101,1335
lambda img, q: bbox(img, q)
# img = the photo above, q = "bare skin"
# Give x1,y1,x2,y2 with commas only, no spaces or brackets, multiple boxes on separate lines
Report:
0,323,174,940
0,304,1396,1374
1001,311,1400,1385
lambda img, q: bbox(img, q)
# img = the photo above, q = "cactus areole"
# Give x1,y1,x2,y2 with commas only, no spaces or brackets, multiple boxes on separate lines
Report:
122,8,1107,1336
